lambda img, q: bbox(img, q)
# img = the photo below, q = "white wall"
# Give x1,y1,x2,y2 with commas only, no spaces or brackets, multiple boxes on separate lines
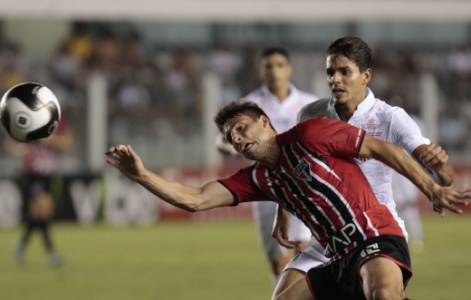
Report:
3,19,70,58
0,0,469,21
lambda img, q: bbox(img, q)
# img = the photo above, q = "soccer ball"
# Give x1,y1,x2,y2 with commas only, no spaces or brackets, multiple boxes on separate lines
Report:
0,82,61,142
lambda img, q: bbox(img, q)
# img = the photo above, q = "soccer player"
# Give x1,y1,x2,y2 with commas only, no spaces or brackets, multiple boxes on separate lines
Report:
270,36,454,299
217,46,318,286
8,116,74,267
106,100,469,300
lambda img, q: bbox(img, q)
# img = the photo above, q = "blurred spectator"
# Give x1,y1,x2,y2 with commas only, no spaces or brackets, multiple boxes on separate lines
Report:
207,44,242,104
438,99,469,151
66,22,94,63
165,47,201,130
7,116,74,267
0,43,28,93
447,44,471,99
235,45,262,97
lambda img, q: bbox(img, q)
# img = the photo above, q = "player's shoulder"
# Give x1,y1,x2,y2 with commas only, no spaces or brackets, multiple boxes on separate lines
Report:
370,98,408,121
298,97,336,122
242,87,264,103
229,164,256,178
297,117,333,135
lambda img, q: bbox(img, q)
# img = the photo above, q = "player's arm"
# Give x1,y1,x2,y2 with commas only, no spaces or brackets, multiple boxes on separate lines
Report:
358,135,470,215
412,144,454,186
390,109,454,186
106,145,235,212
271,204,302,250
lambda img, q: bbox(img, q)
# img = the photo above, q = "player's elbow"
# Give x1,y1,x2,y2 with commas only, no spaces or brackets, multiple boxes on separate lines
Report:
184,202,203,213
182,197,208,213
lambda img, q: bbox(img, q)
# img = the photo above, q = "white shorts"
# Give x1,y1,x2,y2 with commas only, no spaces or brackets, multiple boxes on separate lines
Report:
253,201,312,262
283,237,330,273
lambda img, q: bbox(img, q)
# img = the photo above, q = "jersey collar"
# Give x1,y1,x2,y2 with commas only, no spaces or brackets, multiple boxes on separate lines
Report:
261,83,298,105
353,88,375,116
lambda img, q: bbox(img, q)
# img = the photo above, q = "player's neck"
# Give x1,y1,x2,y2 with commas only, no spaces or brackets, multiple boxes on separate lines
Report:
269,85,290,103
335,92,367,122
258,135,280,169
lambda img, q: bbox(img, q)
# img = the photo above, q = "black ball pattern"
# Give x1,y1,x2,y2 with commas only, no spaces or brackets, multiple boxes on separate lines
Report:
1,82,60,142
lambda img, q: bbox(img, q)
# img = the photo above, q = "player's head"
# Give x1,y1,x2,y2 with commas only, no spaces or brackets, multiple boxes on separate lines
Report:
259,47,293,92
214,100,276,160
325,36,372,105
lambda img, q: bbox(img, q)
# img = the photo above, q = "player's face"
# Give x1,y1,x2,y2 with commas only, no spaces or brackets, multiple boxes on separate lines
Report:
223,115,271,161
260,54,292,91
326,54,371,105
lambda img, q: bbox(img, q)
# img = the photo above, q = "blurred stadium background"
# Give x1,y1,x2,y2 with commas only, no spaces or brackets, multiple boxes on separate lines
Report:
0,0,471,299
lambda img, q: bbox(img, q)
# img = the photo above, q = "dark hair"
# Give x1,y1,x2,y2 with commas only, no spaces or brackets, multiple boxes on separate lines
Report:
262,47,290,62
326,36,372,73
214,100,274,138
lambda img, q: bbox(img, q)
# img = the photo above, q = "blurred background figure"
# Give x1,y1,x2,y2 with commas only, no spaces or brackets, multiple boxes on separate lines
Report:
5,116,74,267
392,170,425,254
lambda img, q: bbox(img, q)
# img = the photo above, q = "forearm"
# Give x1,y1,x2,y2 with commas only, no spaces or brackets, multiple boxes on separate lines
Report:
371,143,439,199
434,164,454,187
136,169,206,212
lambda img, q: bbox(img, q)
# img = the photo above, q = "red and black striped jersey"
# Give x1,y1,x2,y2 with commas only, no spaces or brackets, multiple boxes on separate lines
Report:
219,117,405,260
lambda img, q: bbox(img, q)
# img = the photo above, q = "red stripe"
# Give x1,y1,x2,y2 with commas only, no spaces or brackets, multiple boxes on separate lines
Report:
305,273,319,300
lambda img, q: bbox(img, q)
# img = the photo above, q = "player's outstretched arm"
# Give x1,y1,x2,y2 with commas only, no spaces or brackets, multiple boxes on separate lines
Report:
412,143,454,186
271,205,302,250
358,135,471,216
106,145,235,212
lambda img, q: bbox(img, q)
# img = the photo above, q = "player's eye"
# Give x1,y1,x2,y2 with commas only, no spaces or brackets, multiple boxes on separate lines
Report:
226,132,233,144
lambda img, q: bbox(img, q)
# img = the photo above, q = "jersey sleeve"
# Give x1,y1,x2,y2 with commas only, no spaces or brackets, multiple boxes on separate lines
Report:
297,98,338,123
218,166,268,205
298,118,365,158
389,108,430,155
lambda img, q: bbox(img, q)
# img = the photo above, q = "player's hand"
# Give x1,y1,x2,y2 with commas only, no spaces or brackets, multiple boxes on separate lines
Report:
105,145,145,181
419,143,449,173
272,206,302,251
430,187,471,216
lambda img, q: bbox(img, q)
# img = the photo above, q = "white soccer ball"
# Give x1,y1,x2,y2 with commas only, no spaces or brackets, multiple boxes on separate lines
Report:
0,82,61,142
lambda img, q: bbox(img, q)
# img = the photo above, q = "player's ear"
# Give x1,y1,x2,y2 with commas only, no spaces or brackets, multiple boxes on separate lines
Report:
260,115,270,128
363,68,371,85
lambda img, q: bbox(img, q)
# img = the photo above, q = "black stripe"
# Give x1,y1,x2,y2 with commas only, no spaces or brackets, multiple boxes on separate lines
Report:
277,171,331,237
297,141,329,167
296,143,357,224
267,172,320,236
283,145,335,236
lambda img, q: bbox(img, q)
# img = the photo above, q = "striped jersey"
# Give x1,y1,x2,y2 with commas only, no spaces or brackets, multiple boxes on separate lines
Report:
219,117,405,260
298,88,430,239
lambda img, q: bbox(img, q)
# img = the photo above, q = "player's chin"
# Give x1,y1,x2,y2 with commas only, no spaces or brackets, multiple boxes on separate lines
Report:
242,152,256,161
332,94,348,104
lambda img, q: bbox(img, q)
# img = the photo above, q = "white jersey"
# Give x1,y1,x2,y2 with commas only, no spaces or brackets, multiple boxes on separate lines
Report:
299,88,430,239
244,84,318,133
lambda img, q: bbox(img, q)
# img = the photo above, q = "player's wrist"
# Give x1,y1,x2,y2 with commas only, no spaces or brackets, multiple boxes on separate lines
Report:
135,168,151,183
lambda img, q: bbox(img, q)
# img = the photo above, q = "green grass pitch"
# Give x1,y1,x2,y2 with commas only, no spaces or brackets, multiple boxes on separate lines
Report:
1,215,470,300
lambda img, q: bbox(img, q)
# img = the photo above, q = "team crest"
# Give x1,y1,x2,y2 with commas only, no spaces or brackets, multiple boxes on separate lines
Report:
359,119,383,137
360,119,382,131
293,159,312,181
